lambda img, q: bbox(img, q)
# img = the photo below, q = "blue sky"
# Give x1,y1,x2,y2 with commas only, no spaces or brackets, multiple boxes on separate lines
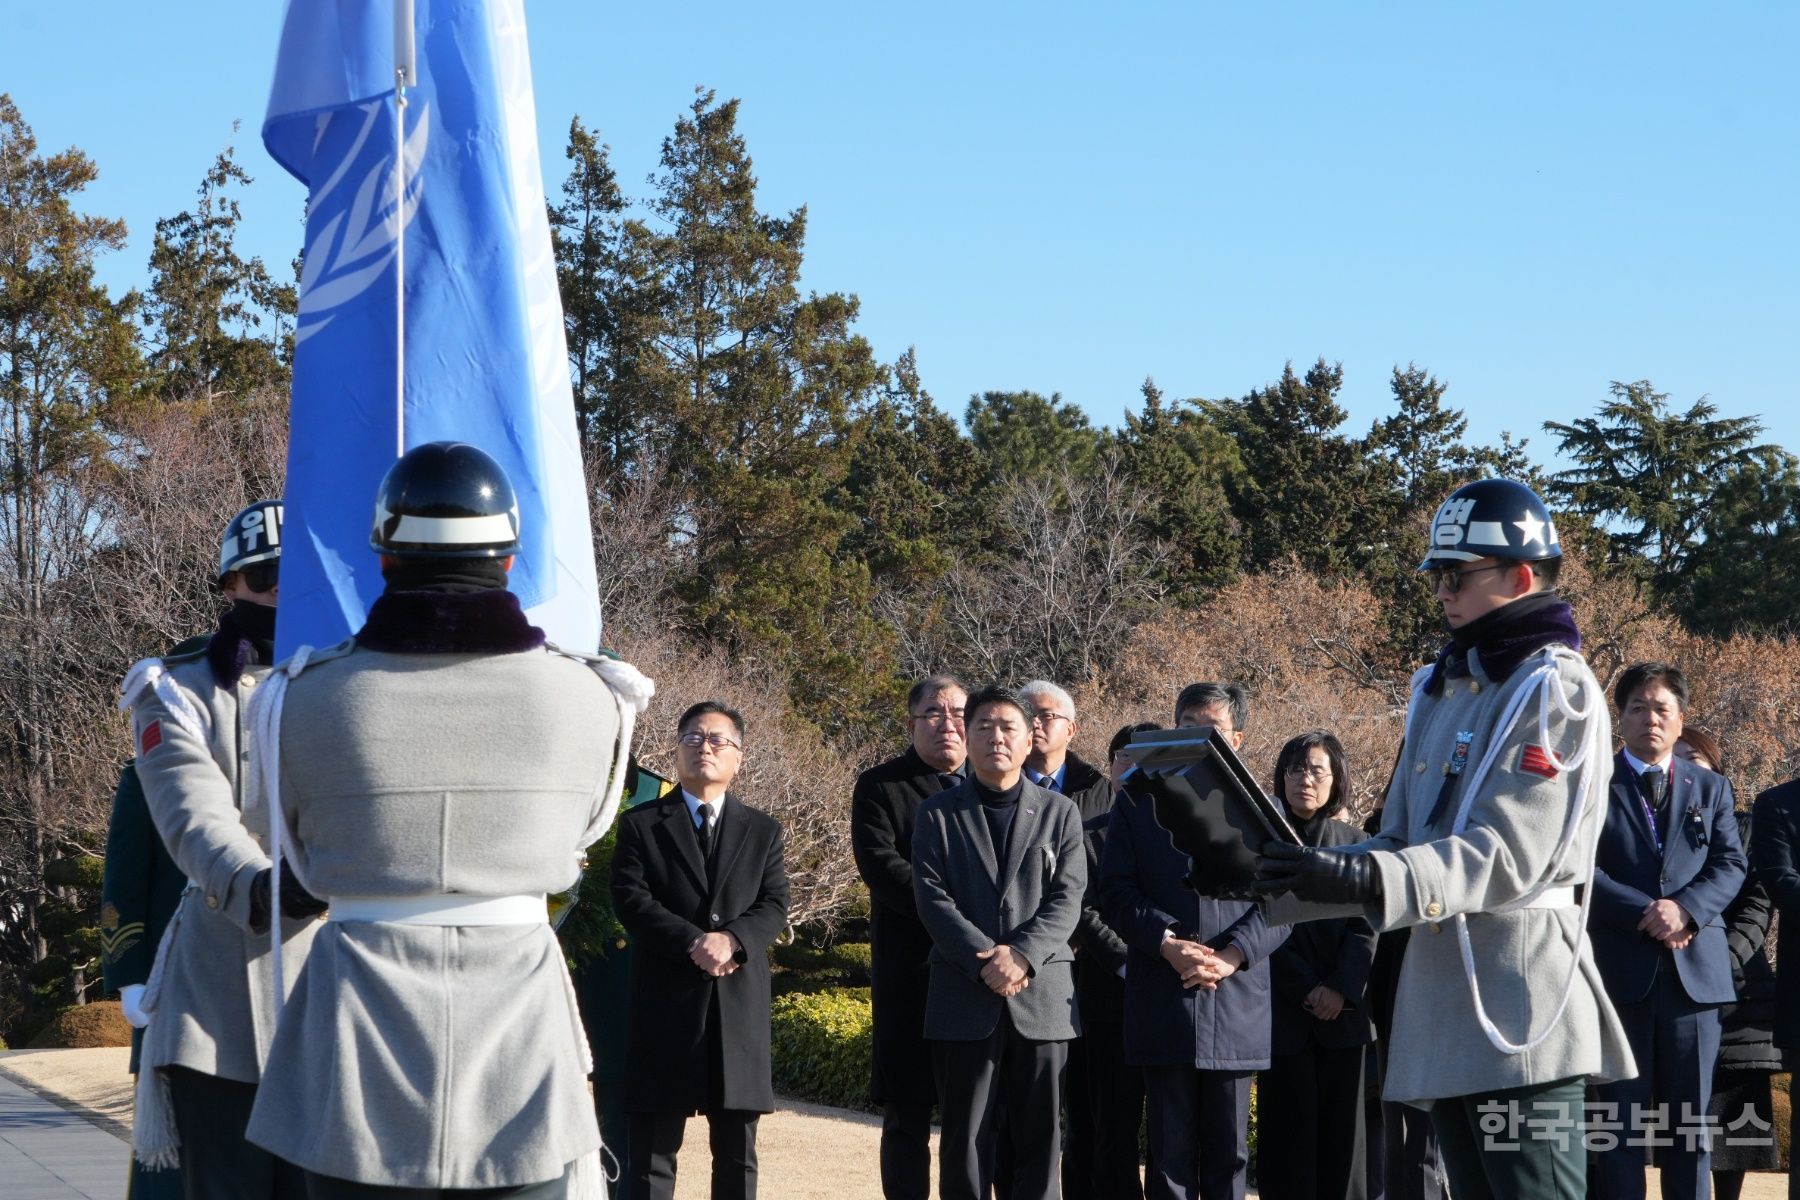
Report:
9,2,1798,463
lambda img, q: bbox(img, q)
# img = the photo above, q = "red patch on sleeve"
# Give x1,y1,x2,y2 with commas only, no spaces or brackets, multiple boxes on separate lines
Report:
1519,744,1559,778
139,720,163,755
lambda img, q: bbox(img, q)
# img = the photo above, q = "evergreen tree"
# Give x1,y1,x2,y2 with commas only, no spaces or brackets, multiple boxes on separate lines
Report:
836,348,987,591
622,89,889,728
1546,380,1782,601
549,117,647,471
965,389,1109,481
140,137,292,404
1219,358,1379,576
1114,377,1241,603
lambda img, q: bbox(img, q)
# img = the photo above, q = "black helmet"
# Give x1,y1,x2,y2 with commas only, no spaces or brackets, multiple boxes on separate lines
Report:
1418,478,1561,571
218,500,284,582
369,442,521,559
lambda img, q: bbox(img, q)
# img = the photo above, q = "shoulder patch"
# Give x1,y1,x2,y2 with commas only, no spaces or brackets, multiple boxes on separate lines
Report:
139,719,163,756
1519,744,1561,778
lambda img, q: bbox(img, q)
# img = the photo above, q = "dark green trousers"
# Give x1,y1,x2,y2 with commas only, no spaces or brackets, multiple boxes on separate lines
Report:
1430,1076,1587,1200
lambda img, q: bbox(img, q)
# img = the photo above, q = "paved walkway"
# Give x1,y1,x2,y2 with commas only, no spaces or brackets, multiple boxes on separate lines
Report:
0,1069,129,1200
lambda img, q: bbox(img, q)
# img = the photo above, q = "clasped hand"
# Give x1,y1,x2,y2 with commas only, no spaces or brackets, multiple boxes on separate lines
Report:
1160,937,1243,991
688,931,741,977
1638,898,1694,949
977,944,1030,997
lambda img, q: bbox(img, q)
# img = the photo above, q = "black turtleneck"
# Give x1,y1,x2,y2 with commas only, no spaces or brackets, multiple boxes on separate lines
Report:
974,775,1023,867
230,598,277,665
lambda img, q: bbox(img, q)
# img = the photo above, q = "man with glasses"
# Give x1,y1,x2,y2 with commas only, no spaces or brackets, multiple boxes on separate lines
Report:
121,499,328,1194
611,700,790,1200
1015,680,1112,1199
913,684,1086,1200
1101,680,1285,1200
1256,479,1633,1199
852,675,969,1200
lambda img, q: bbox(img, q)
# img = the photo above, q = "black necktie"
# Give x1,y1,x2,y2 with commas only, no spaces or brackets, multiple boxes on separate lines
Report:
1641,766,1667,825
697,803,715,860
938,772,961,793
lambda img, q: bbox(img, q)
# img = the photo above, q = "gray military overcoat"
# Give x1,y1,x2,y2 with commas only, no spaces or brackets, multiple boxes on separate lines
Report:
911,777,1086,1042
126,649,319,1084
242,638,621,1190
1272,643,1635,1106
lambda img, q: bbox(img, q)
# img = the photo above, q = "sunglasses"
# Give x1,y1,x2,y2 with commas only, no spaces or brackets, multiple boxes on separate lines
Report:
1426,562,1511,595
238,562,280,593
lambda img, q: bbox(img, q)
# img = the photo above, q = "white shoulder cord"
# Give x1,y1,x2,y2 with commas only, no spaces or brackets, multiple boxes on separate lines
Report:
118,657,211,742
577,658,656,849
250,646,314,1018
1445,648,1608,1055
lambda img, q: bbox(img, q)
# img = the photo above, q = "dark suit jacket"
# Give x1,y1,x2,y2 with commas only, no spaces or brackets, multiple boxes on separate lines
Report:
850,747,958,1104
1751,779,1800,1049
912,776,1086,1041
1591,751,1745,1006
1268,815,1377,1055
612,790,789,1113
1053,755,1128,1024
1099,790,1288,1070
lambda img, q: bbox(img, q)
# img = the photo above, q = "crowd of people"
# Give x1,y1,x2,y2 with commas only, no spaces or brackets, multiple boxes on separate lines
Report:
95,455,1800,1200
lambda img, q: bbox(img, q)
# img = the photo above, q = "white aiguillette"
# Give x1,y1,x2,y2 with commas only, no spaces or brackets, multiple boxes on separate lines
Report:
1118,726,1301,899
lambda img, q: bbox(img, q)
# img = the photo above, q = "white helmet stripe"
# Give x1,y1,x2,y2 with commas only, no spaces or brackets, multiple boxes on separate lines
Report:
389,512,517,545
1467,520,1507,547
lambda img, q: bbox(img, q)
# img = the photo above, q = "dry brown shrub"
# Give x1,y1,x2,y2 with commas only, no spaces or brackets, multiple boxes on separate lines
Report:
1073,562,1410,819
25,999,132,1048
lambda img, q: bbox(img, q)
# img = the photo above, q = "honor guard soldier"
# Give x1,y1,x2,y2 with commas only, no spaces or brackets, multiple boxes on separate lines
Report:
241,442,652,1198
118,500,329,1195
100,632,206,1200
1256,479,1635,1199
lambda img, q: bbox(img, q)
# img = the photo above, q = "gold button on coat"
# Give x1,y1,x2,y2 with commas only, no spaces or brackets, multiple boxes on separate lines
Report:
1425,901,1443,917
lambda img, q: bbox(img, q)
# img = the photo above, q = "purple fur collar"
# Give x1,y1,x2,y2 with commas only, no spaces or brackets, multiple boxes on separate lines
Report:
355,589,546,655
204,606,266,689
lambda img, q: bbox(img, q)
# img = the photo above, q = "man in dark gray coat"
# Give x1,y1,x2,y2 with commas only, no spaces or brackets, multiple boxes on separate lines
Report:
612,700,790,1200
913,684,1086,1200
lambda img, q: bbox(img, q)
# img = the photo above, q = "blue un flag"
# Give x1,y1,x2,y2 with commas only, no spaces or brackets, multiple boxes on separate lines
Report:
263,0,599,657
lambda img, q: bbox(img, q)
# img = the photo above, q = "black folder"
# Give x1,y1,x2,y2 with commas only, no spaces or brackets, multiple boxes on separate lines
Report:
1118,726,1301,898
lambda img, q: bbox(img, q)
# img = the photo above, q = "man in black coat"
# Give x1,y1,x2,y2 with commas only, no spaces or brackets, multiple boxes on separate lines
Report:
851,674,968,1200
1017,679,1121,1200
612,701,791,1200
1750,772,1800,1200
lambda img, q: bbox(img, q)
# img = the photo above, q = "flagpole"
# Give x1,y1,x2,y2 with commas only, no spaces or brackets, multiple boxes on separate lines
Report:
394,0,416,456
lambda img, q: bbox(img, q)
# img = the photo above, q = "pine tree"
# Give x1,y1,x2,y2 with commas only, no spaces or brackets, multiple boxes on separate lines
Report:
1546,380,1782,601
965,389,1108,482
140,137,291,404
1114,377,1241,603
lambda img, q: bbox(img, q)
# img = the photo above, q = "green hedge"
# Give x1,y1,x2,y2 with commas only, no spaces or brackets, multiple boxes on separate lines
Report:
769,986,874,1112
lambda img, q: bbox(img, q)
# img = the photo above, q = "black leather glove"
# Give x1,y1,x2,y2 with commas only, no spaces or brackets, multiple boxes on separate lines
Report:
248,866,329,934
1253,842,1380,905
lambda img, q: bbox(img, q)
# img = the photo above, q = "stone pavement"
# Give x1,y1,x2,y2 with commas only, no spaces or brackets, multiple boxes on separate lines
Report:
0,1068,129,1200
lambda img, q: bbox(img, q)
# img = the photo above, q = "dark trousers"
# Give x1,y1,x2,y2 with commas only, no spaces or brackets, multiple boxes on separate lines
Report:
1592,965,1722,1200
1142,1065,1251,1200
165,1066,306,1200
300,1165,570,1199
1372,1038,1447,1200
1064,1019,1144,1200
931,1016,1068,1200
1431,1076,1586,1200
1257,1042,1368,1200
626,1108,759,1200
880,1096,934,1200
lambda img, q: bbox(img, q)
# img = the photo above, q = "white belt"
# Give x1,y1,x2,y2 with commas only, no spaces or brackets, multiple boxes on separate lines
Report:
326,894,548,926
1511,885,1578,911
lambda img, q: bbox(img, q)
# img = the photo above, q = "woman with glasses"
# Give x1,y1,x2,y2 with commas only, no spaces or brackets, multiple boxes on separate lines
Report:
1257,731,1376,1200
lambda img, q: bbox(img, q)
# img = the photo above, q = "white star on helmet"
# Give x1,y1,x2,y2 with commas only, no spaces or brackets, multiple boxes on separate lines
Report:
1513,510,1547,547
